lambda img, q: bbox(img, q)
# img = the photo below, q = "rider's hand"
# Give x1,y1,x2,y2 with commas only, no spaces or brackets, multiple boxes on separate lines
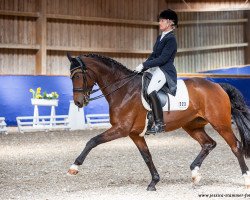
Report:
135,64,144,73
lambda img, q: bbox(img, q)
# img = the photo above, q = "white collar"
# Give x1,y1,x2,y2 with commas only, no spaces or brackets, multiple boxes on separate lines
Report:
160,30,172,41
161,30,172,36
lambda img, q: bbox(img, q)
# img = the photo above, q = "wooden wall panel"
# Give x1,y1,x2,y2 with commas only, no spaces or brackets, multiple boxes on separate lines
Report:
176,48,245,73
36,0,47,74
0,0,37,12
161,0,250,11
45,0,159,75
0,49,36,74
0,16,36,44
47,52,147,75
46,0,158,21
245,10,250,64
0,0,249,75
176,19,244,49
175,22,246,72
47,20,157,50
0,15,37,74
160,0,248,73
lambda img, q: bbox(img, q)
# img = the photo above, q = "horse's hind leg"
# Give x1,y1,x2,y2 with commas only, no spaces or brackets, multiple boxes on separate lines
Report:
129,133,160,191
183,125,217,185
212,126,250,188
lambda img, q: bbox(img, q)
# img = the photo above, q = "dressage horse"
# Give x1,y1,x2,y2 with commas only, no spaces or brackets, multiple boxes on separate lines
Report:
67,53,250,191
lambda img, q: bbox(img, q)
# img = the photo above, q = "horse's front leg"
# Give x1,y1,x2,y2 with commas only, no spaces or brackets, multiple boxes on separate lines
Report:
129,133,160,191
67,126,127,175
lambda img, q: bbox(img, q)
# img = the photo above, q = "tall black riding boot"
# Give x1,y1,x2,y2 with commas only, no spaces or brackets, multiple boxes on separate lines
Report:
148,91,165,134
145,111,155,135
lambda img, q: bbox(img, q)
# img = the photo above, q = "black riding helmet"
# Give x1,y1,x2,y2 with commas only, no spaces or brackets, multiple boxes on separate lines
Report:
158,9,178,28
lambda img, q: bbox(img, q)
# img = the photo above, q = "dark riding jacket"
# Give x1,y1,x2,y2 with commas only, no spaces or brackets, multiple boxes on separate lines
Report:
142,31,177,86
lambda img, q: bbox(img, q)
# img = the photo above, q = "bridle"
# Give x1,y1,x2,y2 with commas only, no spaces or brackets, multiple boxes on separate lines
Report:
70,57,96,95
69,55,140,102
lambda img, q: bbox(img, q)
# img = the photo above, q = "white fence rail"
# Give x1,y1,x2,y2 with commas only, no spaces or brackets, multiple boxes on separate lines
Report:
85,114,110,128
16,114,111,133
16,115,70,133
0,117,7,134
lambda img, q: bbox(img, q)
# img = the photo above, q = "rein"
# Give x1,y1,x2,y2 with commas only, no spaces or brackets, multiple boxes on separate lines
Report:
70,55,140,102
89,72,139,101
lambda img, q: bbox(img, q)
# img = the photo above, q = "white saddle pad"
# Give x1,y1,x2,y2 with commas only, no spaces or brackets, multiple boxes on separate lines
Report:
141,79,189,111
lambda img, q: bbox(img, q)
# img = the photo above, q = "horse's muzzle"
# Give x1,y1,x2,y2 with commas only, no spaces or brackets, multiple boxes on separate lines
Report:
74,100,83,108
74,95,90,108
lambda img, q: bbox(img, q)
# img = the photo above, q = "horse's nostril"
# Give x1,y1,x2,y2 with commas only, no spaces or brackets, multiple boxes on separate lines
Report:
75,101,81,107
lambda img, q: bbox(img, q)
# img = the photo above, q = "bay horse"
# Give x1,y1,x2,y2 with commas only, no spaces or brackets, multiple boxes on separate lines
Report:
67,53,250,191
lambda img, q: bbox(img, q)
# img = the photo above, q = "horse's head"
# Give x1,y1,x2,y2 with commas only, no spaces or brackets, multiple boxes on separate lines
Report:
67,53,96,108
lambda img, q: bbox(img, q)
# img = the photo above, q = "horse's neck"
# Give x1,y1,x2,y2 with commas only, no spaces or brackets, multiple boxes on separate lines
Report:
93,62,132,88
92,61,141,101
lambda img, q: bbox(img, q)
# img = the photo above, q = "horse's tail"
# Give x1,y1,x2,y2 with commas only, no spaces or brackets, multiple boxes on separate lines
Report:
219,83,250,158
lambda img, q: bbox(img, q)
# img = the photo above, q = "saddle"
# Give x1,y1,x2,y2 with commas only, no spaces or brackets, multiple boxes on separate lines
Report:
141,73,189,112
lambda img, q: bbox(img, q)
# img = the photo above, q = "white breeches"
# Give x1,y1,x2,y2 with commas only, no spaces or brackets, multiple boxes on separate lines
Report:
146,67,166,95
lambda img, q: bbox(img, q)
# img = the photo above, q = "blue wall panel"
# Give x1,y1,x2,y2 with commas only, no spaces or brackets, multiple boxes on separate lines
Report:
0,65,249,126
0,76,109,126
202,65,250,74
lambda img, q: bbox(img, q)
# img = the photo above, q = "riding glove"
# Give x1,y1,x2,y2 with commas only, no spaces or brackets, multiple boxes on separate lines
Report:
135,64,144,72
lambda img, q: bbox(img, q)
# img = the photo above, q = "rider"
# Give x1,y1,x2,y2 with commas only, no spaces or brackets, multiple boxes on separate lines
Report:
135,9,178,134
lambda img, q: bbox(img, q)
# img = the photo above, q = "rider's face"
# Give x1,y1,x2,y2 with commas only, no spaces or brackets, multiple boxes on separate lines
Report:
159,19,171,32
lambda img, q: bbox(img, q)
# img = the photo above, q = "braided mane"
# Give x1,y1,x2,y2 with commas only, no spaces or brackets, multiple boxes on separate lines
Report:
84,53,135,74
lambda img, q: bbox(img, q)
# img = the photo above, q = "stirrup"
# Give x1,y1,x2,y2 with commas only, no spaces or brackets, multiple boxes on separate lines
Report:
154,122,165,133
146,122,165,135
145,126,156,135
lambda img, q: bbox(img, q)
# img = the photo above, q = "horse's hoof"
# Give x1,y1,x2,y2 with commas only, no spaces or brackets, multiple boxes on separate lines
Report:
244,171,250,189
147,186,156,191
192,166,201,185
67,164,79,176
192,174,202,185
67,169,78,175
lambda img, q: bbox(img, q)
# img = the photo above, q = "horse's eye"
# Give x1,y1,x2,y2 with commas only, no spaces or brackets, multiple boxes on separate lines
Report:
75,75,80,79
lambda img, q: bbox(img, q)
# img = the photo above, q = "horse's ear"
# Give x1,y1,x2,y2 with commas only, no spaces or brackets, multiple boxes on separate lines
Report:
67,52,73,62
